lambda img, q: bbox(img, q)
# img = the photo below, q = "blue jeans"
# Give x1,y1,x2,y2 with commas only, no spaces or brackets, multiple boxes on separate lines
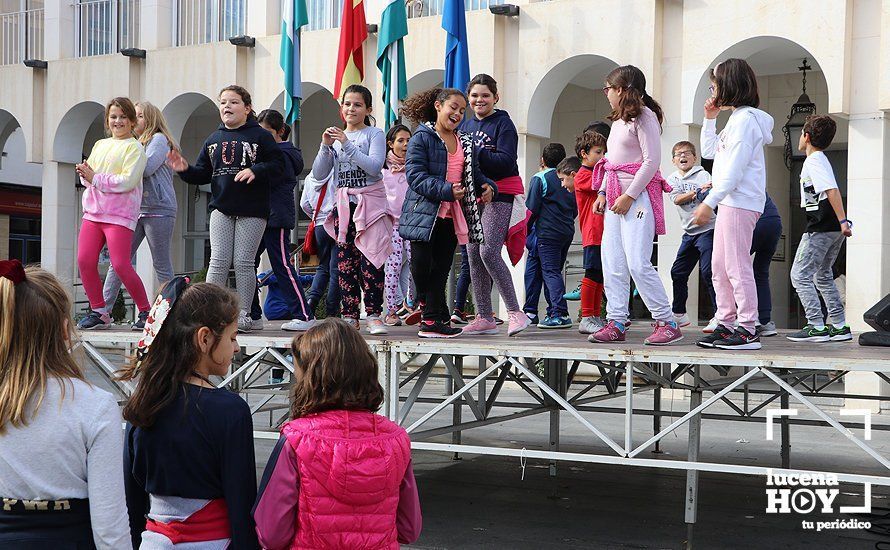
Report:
751,215,782,324
307,225,341,316
670,230,716,316
538,238,571,318
523,242,543,317
453,244,471,311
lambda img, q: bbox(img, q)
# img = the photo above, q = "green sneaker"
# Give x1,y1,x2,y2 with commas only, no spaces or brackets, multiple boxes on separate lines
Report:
786,324,830,343
829,324,853,342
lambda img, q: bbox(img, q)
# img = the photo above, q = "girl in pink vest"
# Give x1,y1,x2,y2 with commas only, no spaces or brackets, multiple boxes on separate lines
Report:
253,318,422,549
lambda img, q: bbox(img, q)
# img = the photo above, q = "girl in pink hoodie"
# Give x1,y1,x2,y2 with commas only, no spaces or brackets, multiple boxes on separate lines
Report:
382,124,414,326
253,318,422,549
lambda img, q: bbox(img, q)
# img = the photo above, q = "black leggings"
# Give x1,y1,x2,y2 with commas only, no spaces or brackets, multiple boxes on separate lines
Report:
410,218,457,323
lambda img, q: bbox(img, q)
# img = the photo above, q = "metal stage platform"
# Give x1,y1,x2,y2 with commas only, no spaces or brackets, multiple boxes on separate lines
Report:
79,324,890,544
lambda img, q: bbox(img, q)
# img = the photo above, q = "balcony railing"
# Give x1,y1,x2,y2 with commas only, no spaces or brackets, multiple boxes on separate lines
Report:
174,0,246,47
406,0,505,18
307,0,342,31
0,8,43,65
75,0,140,57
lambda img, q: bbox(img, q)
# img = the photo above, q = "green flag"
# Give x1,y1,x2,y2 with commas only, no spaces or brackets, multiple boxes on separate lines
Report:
376,0,408,130
281,0,309,124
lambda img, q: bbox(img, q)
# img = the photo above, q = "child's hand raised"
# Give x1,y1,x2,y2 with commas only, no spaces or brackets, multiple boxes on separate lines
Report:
235,168,256,184
704,97,719,120
593,194,606,215
75,161,95,184
166,150,188,172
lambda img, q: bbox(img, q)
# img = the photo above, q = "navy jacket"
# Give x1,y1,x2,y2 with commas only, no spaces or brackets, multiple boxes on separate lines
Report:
526,168,577,242
459,109,520,181
267,141,303,229
399,124,496,242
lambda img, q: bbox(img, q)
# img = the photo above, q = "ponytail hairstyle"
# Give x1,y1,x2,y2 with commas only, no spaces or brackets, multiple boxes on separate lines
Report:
384,123,411,167
219,84,257,120
605,65,664,127
710,58,760,109
118,282,240,428
0,265,84,435
401,87,467,125
341,84,376,128
257,109,287,139
136,101,179,152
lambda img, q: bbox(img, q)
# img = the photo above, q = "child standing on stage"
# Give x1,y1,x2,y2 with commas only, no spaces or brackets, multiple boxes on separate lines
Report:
120,280,258,549
167,85,284,333
382,124,415,326
75,97,150,331
99,101,177,330
301,169,341,318
312,84,391,336
248,109,315,332
399,87,495,338
693,58,774,350
254,319,422,548
460,74,531,337
572,131,608,335
0,262,131,548
667,140,718,331
788,115,853,342
523,144,576,328
591,66,681,346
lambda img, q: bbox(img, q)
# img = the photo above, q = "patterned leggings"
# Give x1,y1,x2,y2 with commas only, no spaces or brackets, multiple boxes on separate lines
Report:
207,210,267,312
338,217,385,319
384,226,413,314
466,200,520,320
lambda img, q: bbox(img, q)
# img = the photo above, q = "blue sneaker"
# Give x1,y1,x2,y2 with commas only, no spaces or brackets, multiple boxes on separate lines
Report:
564,285,581,301
537,315,573,329
77,310,111,331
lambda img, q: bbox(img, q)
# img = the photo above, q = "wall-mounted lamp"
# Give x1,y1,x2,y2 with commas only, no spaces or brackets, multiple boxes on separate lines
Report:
120,48,146,59
23,59,47,69
489,4,519,16
228,35,256,48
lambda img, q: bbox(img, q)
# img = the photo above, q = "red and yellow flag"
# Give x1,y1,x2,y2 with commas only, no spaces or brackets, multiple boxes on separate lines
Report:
333,0,368,99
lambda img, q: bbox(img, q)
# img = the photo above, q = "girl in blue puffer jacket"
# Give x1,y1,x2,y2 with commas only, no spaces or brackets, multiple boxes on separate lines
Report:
399,87,496,338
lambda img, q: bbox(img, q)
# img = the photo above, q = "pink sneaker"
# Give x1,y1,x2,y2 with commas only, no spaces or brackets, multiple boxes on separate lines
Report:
644,320,684,346
507,311,531,336
589,320,626,343
462,315,499,335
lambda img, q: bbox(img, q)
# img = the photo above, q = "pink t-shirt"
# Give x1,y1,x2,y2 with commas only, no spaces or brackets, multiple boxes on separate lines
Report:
437,146,465,219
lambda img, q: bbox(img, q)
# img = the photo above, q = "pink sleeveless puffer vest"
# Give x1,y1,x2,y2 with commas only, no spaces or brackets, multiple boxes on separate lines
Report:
281,409,412,550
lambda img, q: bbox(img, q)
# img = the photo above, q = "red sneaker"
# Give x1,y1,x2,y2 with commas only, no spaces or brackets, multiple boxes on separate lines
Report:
644,321,684,346
589,320,626,343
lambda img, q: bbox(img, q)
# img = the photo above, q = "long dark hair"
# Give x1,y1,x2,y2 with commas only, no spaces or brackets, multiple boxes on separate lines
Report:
384,123,411,167
401,87,467,124
710,58,760,109
289,318,384,419
118,283,240,428
341,84,375,127
605,65,664,126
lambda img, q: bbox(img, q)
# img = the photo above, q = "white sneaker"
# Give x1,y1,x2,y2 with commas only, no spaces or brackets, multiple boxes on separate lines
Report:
237,311,253,333
366,316,388,335
578,316,605,334
281,318,316,332
758,321,778,337
673,313,691,327
703,317,719,333
250,318,264,331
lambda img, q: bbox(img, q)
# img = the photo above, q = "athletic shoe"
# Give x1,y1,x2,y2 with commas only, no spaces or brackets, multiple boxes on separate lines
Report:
493,315,504,325
697,324,733,348
237,311,253,333
786,324,830,343
396,303,414,318
418,321,462,338
404,308,423,326
250,318,264,331
829,324,853,342
507,311,532,336
645,320,683,346
281,318,316,332
525,312,539,326
132,310,149,331
462,315,499,335
589,320,626,343
366,316,388,336
564,285,581,301
450,309,470,324
672,313,691,327
384,313,402,326
703,317,719,333
714,327,761,350
343,316,360,330
538,316,573,329
578,316,605,334
77,310,111,331
757,321,778,337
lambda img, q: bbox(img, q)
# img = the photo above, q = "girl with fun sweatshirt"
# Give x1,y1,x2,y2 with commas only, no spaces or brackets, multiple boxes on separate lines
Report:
693,58,774,350
76,97,150,331
459,74,531,337
591,66,681,346
167,85,284,333
312,84,391,336
382,124,415,326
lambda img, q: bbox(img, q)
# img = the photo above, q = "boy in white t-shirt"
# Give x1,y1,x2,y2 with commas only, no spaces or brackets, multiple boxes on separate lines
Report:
788,115,853,343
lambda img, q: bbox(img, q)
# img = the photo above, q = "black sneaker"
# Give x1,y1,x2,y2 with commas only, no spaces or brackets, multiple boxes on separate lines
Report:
829,324,853,342
493,315,504,325
786,324,830,343
450,309,469,325
77,310,111,331
714,327,761,350
132,310,150,331
525,312,539,326
696,324,733,348
418,321,462,338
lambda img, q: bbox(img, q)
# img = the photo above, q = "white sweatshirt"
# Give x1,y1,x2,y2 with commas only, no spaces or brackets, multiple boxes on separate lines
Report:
700,106,774,213
299,168,336,224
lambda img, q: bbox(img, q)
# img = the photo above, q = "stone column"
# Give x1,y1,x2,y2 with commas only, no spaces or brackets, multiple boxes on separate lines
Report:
140,0,174,51
44,1,76,60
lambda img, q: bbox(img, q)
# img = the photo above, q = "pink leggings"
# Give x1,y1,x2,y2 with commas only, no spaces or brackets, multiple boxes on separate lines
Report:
77,220,150,312
711,205,761,333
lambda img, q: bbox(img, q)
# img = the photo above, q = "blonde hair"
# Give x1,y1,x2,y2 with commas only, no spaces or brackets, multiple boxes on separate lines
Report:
136,101,179,152
0,267,84,434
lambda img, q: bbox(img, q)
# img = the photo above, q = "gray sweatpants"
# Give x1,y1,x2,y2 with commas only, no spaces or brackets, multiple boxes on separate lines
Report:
790,231,845,326
208,209,267,312
99,215,176,315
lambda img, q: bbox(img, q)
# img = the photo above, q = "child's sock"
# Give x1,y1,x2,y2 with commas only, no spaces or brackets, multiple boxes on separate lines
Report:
813,324,826,330
613,320,626,332
580,278,596,318
832,321,847,329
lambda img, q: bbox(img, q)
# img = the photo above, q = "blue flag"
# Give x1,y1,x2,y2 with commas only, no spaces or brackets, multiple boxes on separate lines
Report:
442,0,470,91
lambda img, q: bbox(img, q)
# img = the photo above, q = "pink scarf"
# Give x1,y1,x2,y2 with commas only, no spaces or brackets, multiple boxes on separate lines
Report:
593,158,673,236
386,151,405,173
